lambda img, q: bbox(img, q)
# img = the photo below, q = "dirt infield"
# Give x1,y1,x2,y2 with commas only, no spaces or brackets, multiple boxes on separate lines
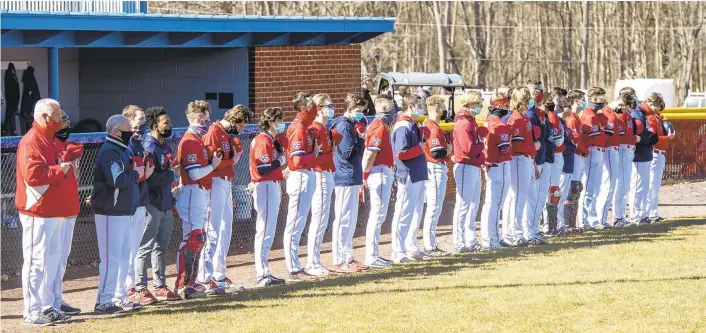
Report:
1,180,704,332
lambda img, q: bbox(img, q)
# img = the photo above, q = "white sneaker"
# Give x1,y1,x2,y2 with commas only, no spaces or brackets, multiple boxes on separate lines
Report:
305,266,330,277
118,300,142,312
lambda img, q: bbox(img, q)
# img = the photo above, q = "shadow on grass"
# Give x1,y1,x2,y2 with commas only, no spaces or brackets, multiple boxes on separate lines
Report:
130,217,706,317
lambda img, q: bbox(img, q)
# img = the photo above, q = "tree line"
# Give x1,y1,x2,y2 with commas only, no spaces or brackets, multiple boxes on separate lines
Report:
151,1,706,103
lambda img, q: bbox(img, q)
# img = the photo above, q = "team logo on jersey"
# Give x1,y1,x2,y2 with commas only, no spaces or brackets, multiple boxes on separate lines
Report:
627,122,633,128
260,154,270,162
372,137,381,146
551,128,558,135
617,123,623,131
500,134,509,141
187,154,197,163
514,128,520,136
526,123,532,131
591,125,599,133
202,149,208,159
222,142,230,152
293,141,302,150
431,138,440,145
607,123,614,129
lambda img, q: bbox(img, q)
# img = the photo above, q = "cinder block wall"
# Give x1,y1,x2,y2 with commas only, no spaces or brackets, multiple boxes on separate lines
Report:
248,45,361,121
78,48,248,127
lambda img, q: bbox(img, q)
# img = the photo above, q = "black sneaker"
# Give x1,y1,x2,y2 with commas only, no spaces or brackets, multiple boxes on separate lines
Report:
640,217,651,224
94,302,123,314
427,247,449,257
23,311,55,327
528,238,546,246
59,301,81,315
45,308,70,323
257,275,286,287
378,257,393,265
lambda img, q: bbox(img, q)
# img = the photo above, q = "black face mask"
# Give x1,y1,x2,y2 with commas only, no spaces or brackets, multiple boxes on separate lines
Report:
56,127,71,142
377,112,396,125
160,128,173,139
119,130,133,145
441,110,448,121
227,124,239,136
545,103,556,111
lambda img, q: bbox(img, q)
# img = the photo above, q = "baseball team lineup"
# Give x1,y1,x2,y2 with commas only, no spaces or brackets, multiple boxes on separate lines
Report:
16,80,676,326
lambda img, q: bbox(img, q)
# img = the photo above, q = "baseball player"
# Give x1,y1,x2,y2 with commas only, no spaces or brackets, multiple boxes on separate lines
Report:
121,105,155,305
362,94,395,268
629,93,659,225
645,93,673,223
554,96,578,235
390,93,429,262
612,92,639,226
596,99,621,228
93,114,144,313
579,88,607,230
451,91,486,252
250,108,287,287
283,92,320,280
306,93,341,275
559,90,588,230
52,110,84,316
501,87,538,247
543,88,567,235
174,101,220,299
525,81,554,244
479,102,512,249
197,105,250,292
421,95,452,256
17,99,78,325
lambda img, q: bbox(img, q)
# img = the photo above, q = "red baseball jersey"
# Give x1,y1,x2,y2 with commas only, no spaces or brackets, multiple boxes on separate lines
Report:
580,108,605,148
422,119,450,163
364,118,394,167
203,122,236,179
616,111,637,145
565,113,589,156
599,107,621,147
249,132,284,182
285,117,316,171
178,131,212,190
507,110,536,156
484,115,512,163
646,109,671,151
546,111,565,153
309,121,336,172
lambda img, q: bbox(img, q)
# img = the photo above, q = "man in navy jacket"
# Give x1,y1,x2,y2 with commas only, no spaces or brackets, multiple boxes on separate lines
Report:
390,94,429,263
630,98,659,224
92,115,144,314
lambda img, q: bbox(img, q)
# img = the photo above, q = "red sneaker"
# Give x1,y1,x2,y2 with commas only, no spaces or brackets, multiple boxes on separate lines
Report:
133,289,158,306
348,260,369,272
153,287,181,301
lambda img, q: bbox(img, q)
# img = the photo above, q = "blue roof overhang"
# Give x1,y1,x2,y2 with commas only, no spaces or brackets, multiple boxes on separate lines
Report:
0,11,395,48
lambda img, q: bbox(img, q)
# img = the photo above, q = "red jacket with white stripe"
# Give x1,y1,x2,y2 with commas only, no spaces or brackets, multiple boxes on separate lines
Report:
15,123,80,218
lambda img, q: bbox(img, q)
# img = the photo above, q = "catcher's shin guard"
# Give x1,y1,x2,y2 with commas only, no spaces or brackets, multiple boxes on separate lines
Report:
175,229,205,289
546,204,558,231
566,181,583,229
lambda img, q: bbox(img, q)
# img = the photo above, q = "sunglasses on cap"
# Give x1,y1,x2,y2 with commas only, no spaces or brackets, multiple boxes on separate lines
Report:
319,104,334,109
60,114,69,121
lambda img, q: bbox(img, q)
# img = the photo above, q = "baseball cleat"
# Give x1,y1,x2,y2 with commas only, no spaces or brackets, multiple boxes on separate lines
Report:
153,287,180,301
94,302,123,315
288,270,317,281
499,239,515,248
640,217,651,224
256,275,286,287
409,251,434,261
59,301,81,315
367,258,392,269
514,239,529,247
131,288,158,306
528,238,546,246
427,247,450,257
305,266,331,277
649,216,664,223
332,263,359,273
347,260,370,272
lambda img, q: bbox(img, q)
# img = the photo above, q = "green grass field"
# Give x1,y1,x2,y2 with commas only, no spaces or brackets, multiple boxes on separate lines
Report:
62,218,706,333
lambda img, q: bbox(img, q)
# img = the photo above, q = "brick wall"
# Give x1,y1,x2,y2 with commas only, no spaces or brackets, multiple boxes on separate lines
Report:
248,45,361,121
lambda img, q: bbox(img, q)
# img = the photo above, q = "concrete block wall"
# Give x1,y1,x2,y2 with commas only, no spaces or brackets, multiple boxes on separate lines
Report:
248,45,361,121
78,48,248,127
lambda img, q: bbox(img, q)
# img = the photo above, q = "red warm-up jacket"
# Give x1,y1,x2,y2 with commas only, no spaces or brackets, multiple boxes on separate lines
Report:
452,109,485,167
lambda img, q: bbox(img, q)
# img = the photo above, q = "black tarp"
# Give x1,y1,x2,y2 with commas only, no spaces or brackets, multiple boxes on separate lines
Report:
19,65,41,134
3,62,21,136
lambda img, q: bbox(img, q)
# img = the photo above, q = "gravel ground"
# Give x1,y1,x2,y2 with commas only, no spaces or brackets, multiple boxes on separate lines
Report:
1,180,704,332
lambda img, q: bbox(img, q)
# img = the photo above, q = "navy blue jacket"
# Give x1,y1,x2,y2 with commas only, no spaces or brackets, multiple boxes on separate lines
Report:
127,137,149,208
631,106,655,163
391,117,428,183
92,136,139,216
560,118,576,174
527,107,554,165
329,116,363,187
142,134,176,211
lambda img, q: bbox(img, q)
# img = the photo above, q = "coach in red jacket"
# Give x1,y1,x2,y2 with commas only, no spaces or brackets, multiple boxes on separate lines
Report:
16,98,77,326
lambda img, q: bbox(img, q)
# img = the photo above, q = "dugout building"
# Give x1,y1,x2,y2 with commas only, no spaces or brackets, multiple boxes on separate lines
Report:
0,1,394,274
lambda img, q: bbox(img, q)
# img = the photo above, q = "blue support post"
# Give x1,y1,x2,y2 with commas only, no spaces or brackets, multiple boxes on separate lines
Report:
48,47,59,100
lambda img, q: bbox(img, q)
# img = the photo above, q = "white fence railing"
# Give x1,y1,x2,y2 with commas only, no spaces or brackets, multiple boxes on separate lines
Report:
0,1,146,13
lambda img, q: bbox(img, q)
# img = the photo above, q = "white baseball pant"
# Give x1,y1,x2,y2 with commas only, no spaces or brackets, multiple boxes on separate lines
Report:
307,171,334,269
596,147,620,226
542,154,564,232
95,214,131,305
198,177,234,283
573,156,587,224
122,206,145,296
502,156,533,244
423,162,448,252
364,165,393,265
391,176,425,261
480,161,510,247
20,214,63,318
53,216,76,309
452,163,481,250
253,181,281,279
283,170,315,273
580,147,604,228
332,185,360,265
526,162,550,238
175,185,209,288
613,144,635,222
630,161,651,223
647,151,666,219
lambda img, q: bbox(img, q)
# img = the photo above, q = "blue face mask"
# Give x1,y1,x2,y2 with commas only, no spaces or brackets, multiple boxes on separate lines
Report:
352,112,364,122
472,107,482,115
578,101,587,110
412,108,423,119
325,108,335,119
528,99,535,109
275,122,286,134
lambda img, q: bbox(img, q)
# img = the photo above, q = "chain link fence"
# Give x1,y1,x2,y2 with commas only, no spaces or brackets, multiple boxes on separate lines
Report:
2,118,705,274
